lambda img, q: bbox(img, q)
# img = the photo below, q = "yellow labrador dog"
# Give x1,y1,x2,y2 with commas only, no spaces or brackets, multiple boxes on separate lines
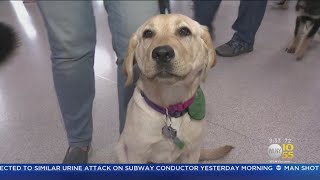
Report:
116,14,233,163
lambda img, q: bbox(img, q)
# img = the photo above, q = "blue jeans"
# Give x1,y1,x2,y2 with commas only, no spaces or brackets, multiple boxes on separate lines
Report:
37,1,159,148
194,0,267,46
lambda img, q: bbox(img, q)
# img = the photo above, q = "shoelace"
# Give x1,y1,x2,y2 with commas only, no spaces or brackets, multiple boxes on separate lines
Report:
226,39,246,53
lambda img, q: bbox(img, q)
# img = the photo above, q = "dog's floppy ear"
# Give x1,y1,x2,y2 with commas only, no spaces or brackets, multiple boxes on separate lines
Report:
200,25,216,82
123,33,138,86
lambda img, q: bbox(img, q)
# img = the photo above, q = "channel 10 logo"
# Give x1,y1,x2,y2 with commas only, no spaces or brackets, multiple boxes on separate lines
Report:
268,144,294,159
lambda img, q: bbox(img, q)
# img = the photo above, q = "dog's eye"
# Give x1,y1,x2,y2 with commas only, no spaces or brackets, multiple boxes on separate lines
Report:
178,27,191,37
143,29,154,38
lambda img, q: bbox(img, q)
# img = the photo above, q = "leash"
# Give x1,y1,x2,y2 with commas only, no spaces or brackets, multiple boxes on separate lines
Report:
159,0,171,14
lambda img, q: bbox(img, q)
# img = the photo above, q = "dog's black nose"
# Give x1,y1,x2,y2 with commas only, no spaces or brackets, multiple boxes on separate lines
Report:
152,45,175,64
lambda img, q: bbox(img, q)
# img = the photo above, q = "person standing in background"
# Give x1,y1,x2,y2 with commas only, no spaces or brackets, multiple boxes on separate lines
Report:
193,0,267,57
37,1,159,164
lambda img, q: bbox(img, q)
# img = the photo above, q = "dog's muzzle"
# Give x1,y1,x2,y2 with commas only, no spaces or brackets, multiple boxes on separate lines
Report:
152,45,176,78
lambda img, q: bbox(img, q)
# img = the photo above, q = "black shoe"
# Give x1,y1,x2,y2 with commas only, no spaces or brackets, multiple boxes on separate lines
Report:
271,0,289,9
216,39,253,57
62,147,88,164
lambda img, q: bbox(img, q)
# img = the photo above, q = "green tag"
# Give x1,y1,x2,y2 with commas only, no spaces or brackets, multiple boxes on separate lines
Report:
173,137,185,150
188,87,205,120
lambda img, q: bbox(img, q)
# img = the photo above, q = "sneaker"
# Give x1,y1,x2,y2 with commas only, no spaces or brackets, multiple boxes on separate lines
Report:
216,39,253,57
62,147,89,164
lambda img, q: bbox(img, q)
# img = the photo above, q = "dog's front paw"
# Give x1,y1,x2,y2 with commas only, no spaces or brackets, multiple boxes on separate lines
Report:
295,53,304,61
295,48,306,61
285,46,296,54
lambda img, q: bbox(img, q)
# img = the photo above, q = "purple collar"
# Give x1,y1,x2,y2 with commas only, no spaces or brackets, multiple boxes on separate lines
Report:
141,91,195,118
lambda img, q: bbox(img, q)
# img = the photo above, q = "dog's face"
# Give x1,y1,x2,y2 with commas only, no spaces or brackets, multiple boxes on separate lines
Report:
296,0,320,16
124,14,216,86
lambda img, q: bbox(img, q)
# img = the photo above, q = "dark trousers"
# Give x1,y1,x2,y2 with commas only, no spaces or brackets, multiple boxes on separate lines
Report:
194,0,267,45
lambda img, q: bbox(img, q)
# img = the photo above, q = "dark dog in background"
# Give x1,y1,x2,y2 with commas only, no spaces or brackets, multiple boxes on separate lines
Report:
0,22,18,64
286,0,320,60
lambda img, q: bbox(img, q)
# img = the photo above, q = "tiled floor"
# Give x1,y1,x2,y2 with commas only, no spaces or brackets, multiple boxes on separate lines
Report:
0,1,319,163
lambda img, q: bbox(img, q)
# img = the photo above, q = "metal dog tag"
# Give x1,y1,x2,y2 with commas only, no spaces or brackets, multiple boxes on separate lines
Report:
162,125,177,139
162,125,185,150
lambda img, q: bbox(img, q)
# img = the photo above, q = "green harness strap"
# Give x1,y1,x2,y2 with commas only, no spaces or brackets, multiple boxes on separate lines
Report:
188,87,206,120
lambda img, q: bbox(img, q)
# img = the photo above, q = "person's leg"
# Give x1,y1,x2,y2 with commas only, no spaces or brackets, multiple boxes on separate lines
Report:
216,0,267,57
37,1,96,163
232,0,267,45
104,1,159,134
193,0,222,37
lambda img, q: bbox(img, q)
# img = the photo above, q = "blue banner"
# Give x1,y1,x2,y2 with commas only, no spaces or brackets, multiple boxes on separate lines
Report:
0,164,319,180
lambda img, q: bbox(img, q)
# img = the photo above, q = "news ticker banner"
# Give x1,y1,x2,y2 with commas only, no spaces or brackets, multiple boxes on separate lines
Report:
0,164,319,176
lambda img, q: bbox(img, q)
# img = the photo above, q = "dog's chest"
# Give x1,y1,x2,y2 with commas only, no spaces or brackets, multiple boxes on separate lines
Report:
122,89,206,163
146,115,205,163
296,10,320,19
